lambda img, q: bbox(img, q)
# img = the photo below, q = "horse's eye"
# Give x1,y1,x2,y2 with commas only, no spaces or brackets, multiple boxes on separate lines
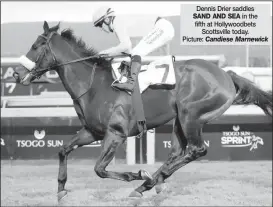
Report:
32,44,37,50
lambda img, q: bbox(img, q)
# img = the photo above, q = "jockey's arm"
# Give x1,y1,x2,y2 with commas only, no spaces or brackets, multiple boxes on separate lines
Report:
99,18,132,56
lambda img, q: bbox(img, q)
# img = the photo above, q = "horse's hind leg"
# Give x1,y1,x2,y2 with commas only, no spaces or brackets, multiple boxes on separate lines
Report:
132,69,234,196
159,120,207,180
131,117,207,196
157,93,234,179
130,118,187,196
57,127,97,201
148,94,233,194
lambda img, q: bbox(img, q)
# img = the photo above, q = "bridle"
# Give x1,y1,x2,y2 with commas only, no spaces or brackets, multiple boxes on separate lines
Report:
29,31,58,79
26,31,131,100
28,31,98,100
28,31,100,80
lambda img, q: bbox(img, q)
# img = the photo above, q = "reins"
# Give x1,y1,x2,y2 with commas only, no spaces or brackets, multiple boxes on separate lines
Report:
29,31,131,100
32,31,131,76
69,53,130,101
45,53,131,71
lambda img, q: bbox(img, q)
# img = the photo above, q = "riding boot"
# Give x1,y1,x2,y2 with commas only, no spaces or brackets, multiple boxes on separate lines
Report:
112,55,141,93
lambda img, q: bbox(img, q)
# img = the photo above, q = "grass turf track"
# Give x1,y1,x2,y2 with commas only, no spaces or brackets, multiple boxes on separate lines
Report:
1,159,272,206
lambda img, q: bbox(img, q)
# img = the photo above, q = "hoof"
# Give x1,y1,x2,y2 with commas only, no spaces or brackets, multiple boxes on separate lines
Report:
57,190,68,202
140,169,152,181
155,183,167,194
129,190,143,198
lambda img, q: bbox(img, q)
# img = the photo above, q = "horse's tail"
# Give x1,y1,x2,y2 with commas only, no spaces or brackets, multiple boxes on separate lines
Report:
227,70,272,117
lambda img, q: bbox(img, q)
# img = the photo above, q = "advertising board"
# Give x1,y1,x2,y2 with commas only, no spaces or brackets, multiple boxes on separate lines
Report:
155,115,272,161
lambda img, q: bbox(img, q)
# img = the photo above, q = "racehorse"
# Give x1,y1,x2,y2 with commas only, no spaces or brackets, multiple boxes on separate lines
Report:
13,21,272,201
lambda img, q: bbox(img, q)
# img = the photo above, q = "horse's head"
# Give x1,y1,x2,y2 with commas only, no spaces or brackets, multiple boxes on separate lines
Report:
13,21,60,85
255,137,264,145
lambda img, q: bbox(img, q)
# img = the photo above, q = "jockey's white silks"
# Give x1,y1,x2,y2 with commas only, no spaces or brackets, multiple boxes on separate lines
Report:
131,18,175,57
18,55,36,71
112,18,175,84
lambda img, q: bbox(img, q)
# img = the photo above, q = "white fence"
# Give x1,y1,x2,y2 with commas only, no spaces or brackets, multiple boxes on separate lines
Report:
1,55,225,64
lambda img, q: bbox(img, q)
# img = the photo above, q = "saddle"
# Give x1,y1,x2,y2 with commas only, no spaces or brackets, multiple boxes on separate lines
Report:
112,55,176,93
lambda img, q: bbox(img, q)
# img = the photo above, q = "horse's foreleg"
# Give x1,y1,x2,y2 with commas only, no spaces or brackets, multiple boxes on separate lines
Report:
57,127,96,201
94,129,150,183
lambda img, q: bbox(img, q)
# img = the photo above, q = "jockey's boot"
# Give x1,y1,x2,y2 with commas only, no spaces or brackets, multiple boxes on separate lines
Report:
112,55,141,94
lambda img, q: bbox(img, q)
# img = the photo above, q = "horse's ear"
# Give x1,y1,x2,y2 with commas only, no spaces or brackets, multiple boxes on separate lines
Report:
43,21,50,34
51,22,60,32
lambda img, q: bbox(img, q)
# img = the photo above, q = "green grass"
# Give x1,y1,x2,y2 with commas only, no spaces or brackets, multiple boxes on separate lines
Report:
1,160,272,206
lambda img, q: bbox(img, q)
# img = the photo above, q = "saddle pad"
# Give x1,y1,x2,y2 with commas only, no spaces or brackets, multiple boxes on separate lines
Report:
111,55,176,93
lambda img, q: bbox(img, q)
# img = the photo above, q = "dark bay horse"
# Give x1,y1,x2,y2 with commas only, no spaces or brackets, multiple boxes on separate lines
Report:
13,22,272,201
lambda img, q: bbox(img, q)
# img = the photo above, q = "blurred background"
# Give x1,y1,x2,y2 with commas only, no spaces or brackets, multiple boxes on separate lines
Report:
1,2,272,164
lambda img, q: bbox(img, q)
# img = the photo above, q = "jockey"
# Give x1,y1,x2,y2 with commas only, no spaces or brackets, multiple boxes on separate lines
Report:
92,6,175,94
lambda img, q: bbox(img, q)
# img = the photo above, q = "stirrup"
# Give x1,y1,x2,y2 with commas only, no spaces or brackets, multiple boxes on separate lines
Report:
111,80,132,95
111,79,121,90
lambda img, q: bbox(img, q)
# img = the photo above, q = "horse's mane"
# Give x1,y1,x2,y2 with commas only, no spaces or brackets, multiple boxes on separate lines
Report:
60,29,98,57
43,23,111,67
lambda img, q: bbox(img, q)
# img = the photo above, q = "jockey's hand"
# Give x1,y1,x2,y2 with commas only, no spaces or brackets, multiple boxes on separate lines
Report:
99,50,109,56
95,53,109,61
97,53,108,58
